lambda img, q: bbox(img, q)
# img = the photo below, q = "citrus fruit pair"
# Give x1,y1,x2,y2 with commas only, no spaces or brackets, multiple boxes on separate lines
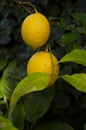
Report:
21,9,59,86
21,9,50,49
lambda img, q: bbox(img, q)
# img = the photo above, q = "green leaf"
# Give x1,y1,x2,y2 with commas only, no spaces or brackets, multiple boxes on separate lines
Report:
75,27,86,34
0,61,21,100
49,17,67,27
61,32,79,45
0,78,4,98
0,19,11,45
72,13,86,28
9,72,50,117
53,92,70,113
84,123,86,130
59,49,86,66
0,115,18,130
0,58,7,71
11,102,25,130
24,87,55,121
61,73,86,93
34,121,74,130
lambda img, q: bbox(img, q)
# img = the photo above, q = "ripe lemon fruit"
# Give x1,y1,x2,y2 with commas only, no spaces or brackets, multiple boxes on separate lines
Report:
21,10,50,49
27,51,59,86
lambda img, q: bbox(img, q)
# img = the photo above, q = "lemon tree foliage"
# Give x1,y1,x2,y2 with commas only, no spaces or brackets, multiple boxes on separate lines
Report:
0,58,7,71
0,78,3,98
59,49,86,93
0,61,22,100
71,13,86,28
34,121,74,130
11,102,25,130
9,72,50,117
61,32,79,45
0,116,18,130
61,73,86,93
23,87,55,121
59,49,86,67
0,0,86,130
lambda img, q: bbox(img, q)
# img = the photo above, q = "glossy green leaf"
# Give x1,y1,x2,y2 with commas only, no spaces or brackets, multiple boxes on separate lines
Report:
61,32,79,45
61,73,86,93
59,49,86,66
9,72,50,117
11,102,25,130
72,13,86,28
0,115,18,130
24,87,55,121
0,58,7,71
34,121,74,130
0,61,22,100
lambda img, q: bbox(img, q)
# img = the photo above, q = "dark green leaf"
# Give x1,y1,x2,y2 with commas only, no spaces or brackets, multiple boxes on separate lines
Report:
34,121,74,130
0,35,11,45
84,123,86,130
11,102,25,130
0,115,18,130
9,72,50,117
0,19,11,44
75,27,86,34
59,17,67,26
0,19,9,29
0,58,7,71
24,87,55,121
1,61,21,100
0,78,4,98
61,32,79,45
53,92,70,113
72,12,86,28
49,17,67,27
61,73,86,93
59,49,86,66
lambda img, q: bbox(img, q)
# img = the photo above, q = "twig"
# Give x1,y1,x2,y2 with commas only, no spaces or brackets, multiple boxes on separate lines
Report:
13,0,33,14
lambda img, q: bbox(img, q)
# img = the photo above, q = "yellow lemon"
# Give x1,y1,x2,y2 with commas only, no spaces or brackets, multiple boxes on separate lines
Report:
27,51,59,86
21,10,50,49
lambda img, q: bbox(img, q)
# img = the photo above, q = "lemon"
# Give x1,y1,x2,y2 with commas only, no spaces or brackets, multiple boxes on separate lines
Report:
21,10,50,49
27,51,59,86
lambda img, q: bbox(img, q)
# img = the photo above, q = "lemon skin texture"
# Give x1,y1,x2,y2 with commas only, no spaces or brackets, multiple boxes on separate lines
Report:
27,51,59,86
21,12,50,49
